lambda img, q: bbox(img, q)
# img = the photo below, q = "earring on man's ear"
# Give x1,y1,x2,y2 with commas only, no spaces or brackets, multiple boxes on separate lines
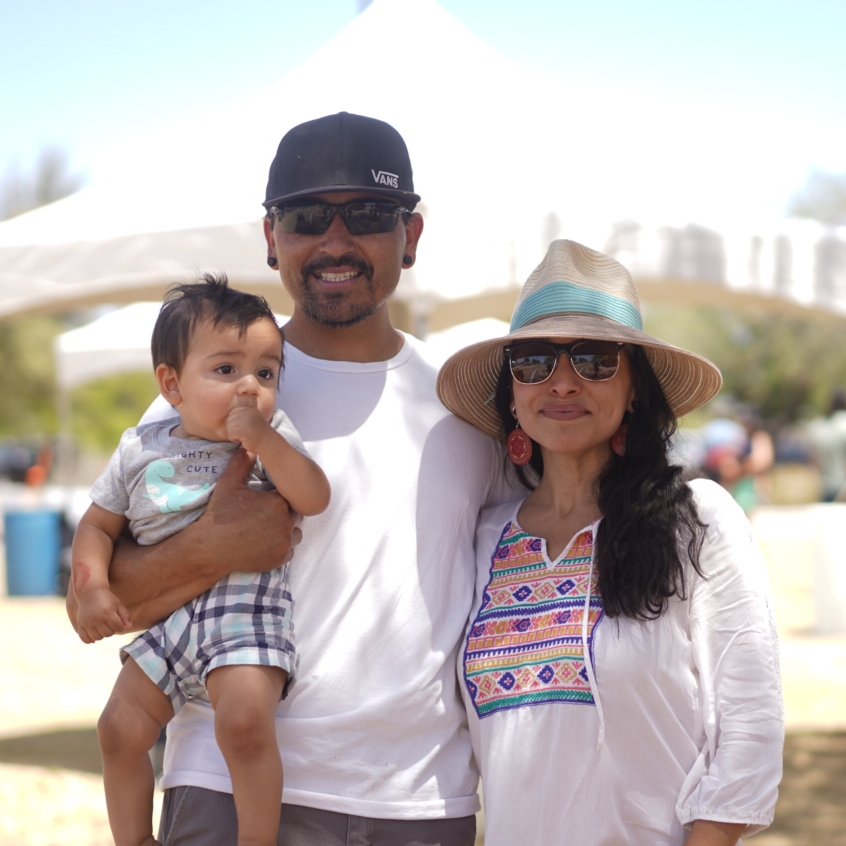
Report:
267,256,278,268
402,255,413,266
506,421,533,466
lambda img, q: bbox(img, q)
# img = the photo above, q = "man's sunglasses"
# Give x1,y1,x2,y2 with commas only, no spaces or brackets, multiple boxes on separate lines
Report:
506,340,624,385
269,201,410,236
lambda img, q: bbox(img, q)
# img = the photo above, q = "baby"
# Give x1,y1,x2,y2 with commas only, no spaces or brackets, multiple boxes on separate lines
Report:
71,273,330,846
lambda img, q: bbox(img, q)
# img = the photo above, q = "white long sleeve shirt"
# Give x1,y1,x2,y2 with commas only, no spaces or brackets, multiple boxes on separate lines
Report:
464,479,784,845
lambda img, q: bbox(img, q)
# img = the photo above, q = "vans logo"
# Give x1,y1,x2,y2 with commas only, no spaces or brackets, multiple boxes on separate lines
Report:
371,169,399,189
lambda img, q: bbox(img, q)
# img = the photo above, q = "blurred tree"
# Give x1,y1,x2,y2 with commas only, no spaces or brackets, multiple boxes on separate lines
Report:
0,315,62,437
0,147,89,449
70,370,159,454
0,146,86,221
644,303,846,430
787,168,846,227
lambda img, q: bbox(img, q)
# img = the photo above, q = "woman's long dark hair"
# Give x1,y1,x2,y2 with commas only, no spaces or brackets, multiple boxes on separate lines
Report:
494,344,707,620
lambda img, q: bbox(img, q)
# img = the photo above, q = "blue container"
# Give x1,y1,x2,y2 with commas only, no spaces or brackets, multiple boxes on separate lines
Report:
4,509,61,596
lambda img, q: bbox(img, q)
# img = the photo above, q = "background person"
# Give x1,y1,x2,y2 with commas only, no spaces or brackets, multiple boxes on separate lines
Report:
699,402,774,512
71,275,329,846
804,387,846,502
437,239,784,846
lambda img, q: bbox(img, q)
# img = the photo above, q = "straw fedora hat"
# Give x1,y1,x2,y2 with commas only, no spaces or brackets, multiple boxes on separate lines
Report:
436,239,722,441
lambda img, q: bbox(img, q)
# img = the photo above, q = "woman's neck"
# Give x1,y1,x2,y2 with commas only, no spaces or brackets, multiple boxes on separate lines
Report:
516,446,611,560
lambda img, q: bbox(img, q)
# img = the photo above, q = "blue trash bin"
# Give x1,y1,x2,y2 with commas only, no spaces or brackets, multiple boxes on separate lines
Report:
3,508,61,596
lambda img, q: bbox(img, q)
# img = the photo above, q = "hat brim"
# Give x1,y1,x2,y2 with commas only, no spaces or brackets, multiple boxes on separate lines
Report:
263,185,421,210
436,313,723,442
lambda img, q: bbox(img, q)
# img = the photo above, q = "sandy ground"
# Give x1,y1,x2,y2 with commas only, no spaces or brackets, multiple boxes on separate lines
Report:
1,503,845,845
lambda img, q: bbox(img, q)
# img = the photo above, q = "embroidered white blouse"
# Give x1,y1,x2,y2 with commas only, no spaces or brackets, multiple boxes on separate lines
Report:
463,479,784,846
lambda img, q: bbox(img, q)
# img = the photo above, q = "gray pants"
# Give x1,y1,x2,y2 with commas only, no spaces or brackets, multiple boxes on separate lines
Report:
158,786,477,846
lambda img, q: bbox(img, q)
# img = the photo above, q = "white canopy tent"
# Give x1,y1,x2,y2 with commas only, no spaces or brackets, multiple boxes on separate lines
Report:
54,303,161,390
424,318,510,366
1,0,845,329
0,0,555,326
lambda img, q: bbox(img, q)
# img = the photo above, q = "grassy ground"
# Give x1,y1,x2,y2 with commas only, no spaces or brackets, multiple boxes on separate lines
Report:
755,731,846,846
1,728,844,846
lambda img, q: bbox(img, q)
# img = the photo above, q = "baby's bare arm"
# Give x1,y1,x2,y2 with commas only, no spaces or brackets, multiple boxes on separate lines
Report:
66,449,301,633
70,504,132,643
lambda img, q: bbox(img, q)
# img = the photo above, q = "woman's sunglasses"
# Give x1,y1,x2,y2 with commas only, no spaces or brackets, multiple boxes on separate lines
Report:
269,201,410,236
506,340,623,385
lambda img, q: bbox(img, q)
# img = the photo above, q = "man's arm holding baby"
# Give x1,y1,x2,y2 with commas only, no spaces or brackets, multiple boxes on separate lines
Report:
66,448,301,633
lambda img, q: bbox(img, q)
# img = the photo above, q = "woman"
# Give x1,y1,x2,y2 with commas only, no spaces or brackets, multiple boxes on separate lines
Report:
436,240,783,846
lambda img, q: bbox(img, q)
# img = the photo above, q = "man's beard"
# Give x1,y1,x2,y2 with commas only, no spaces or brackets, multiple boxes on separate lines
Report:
300,254,378,327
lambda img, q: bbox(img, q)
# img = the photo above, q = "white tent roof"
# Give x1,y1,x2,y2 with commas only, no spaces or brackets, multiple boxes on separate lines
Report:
2,0,846,326
423,318,510,366
0,0,559,320
54,302,161,389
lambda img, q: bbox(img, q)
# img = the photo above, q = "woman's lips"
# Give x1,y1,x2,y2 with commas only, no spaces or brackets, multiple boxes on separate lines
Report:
540,403,589,421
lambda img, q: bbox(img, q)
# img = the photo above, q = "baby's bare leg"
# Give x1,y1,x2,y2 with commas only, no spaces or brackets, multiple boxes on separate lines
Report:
98,658,174,846
206,665,286,846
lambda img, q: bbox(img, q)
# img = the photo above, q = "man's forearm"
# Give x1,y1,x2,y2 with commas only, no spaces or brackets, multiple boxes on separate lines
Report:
110,520,230,629
68,518,227,632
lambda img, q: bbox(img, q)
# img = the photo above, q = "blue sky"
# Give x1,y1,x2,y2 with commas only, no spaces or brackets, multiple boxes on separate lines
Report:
1,0,844,216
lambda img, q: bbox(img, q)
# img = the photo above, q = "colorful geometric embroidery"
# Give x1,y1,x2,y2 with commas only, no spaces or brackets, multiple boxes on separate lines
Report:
464,519,604,717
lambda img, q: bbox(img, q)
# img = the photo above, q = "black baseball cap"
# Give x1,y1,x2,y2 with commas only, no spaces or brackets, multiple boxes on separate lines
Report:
263,112,421,211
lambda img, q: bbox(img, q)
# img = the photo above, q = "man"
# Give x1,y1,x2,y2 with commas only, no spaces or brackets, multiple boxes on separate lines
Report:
69,112,516,845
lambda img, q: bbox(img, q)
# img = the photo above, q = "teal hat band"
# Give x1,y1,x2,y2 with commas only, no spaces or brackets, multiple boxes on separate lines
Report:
510,281,643,333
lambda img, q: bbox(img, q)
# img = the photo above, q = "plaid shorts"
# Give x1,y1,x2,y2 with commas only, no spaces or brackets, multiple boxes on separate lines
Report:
121,565,297,711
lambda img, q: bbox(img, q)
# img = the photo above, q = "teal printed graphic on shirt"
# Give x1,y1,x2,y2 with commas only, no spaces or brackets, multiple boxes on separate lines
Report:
143,459,211,513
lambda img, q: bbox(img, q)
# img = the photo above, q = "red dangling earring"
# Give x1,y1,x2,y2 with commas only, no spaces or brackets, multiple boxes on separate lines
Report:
507,424,533,466
611,423,629,457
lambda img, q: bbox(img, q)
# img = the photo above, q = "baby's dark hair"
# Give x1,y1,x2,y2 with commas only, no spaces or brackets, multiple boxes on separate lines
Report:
151,272,283,372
